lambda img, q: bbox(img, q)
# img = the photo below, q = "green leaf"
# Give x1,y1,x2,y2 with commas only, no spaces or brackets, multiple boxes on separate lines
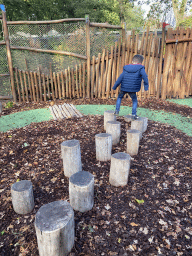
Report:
1,230,5,235
16,179,20,182
88,225,94,232
8,135,12,138
135,199,144,204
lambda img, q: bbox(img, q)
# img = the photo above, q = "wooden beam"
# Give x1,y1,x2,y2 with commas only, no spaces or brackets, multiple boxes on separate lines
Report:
90,22,122,29
0,73,9,77
0,41,6,45
2,11,16,102
0,95,13,100
166,38,192,44
10,46,87,60
7,18,86,25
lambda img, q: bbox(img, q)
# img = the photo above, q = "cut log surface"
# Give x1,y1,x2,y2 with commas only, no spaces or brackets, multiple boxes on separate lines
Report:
61,139,82,177
131,117,145,133
106,121,121,145
95,133,112,161
109,152,131,186
69,171,94,212
104,110,116,130
35,200,74,256
127,129,141,156
11,180,34,214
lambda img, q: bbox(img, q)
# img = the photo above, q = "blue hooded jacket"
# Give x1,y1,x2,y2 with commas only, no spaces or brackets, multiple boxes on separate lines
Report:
112,64,149,92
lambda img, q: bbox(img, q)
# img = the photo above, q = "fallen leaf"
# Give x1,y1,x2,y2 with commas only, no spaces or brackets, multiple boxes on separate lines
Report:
135,199,144,204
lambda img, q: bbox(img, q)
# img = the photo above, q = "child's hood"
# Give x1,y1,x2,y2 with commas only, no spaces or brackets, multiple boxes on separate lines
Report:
123,64,144,73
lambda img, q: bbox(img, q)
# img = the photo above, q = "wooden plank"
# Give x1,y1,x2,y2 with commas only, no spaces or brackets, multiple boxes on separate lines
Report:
30,71,36,102
49,64,55,100
79,64,82,98
34,71,39,102
71,68,75,98
144,32,153,99
65,69,69,98
90,22,122,29
185,39,192,97
115,39,121,98
102,50,109,98
26,71,32,101
151,36,159,97
61,71,65,98
46,75,50,99
42,73,46,101
86,16,91,98
75,65,80,98
82,63,86,98
98,49,105,98
111,41,117,98
130,30,135,62
106,46,113,99
15,68,21,102
134,34,139,55
91,55,96,98
53,72,58,99
22,71,29,102
18,70,25,102
38,71,43,101
139,31,145,56
156,29,165,99
57,72,62,99
95,53,101,98
125,35,131,65
68,67,72,98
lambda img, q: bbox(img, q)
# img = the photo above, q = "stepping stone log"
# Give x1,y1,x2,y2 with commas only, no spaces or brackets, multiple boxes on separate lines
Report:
69,171,94,212
35,200,74,256
109,152,131,187
127,129,141,156
131,117,148,134
61,139,82,178
11,180,34,214
106,121,121,145
104,110,116,130
124,114,134,122
95,133,112,161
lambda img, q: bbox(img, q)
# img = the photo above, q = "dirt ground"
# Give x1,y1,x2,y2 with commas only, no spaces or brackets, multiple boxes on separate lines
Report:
0,98,192,256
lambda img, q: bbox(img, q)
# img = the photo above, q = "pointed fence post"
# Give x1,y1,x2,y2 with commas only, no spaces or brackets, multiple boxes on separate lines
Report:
85,15,91,98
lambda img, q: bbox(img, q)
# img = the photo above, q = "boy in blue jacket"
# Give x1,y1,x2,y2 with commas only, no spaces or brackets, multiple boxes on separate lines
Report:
113,54,149,119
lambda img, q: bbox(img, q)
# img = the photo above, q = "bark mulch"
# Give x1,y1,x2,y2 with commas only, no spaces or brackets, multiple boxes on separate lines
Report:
0,111,192,255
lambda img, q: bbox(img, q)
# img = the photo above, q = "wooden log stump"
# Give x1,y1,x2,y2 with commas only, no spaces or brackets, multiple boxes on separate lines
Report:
69,171,94,212
127,129,141,156
61,139,82,178
140,117,148,132
106,121,121,145
104,110,116,130
35,200,74,256
95,133,112,161
11,180,34,214
131,117,145,133
109,152,131,186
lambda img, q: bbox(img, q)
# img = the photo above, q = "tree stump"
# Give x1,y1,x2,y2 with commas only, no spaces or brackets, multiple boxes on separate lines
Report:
109,152,131,187
104,110,116,130
35,200,74,256
140,117,148,132
61,139,82,178
127,129,141,156
131,117,145,133
69,171,94,212
95,133,112,161
106,121,121,145
11,180,34,214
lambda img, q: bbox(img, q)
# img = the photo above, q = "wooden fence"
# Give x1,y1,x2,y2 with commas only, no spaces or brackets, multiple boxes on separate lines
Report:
13,28,166,102
161,27,192,99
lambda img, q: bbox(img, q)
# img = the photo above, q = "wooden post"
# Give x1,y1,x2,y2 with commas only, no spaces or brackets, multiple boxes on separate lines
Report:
1,7,16,102
85,15,91,98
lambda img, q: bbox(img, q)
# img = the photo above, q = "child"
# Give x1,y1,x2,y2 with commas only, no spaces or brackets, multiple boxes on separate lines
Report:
112,54,149,119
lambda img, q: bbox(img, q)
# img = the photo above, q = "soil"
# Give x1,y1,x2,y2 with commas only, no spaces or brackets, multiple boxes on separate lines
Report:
0,99,192,256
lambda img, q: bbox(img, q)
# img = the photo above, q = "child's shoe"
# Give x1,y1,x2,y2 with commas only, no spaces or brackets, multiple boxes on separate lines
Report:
132,115,139,120
114,110,119,116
